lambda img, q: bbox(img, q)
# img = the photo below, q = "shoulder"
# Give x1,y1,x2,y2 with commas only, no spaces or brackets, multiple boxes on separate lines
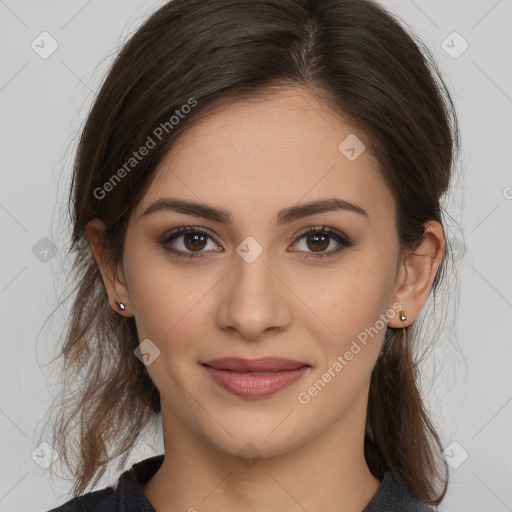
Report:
45,487,116,511
363,471,439,512
45,454,164,512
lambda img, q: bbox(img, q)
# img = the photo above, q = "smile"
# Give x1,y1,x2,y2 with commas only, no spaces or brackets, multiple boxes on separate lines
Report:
201,357,311,398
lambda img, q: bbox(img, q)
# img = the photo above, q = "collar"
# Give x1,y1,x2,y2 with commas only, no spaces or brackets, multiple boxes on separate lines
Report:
116,454,164,512
114,454,434,512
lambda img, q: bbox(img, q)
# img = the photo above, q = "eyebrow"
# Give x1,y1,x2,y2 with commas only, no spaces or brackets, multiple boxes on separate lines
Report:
140,197,368,224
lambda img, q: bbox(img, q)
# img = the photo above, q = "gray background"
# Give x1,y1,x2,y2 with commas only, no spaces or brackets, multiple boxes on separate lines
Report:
0,0,511,510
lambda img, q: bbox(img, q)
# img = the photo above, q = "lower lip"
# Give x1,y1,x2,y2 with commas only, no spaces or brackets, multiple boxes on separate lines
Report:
202,365,309,398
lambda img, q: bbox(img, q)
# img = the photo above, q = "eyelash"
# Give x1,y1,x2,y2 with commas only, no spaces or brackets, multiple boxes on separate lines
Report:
159,225,354,261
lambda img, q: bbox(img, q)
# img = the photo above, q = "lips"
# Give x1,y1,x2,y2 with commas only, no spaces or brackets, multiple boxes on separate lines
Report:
202,357,308,372
201,357,310,398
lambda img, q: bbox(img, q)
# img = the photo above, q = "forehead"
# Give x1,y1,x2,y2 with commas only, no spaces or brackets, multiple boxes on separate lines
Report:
135,87,394,229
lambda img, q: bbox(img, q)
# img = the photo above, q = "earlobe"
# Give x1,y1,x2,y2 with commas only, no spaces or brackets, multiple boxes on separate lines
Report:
388,221,445,328
85,219,133,317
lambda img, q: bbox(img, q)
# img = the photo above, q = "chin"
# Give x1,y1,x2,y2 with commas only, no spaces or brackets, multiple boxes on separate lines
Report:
195,409,313,462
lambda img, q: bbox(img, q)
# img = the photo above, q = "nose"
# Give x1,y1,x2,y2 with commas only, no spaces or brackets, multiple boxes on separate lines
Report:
215,246,292,341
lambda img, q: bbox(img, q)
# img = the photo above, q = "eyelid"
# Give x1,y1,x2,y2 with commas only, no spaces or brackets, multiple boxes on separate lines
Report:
293,225,353,245
288,225,354,259
159,226,221,257
162,225,220,243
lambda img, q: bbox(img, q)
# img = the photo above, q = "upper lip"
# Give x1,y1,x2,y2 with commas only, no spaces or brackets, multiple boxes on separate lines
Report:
202,357,309,372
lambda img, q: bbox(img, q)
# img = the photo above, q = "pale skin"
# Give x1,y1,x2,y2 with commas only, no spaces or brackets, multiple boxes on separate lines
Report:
86,86,445,512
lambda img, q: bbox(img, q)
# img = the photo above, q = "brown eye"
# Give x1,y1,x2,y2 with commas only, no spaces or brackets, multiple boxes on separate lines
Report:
183,232,208,252
291,226,354,260
305,232,330,252
160,227,221,259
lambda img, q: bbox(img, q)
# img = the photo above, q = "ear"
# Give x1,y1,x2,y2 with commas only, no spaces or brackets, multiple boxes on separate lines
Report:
85,218,133,317
388,220,445,328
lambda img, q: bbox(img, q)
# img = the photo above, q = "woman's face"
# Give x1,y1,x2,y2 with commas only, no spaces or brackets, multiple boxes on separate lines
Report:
121,87,403,459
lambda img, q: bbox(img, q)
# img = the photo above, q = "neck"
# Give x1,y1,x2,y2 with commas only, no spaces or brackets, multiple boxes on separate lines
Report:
142,402,381,512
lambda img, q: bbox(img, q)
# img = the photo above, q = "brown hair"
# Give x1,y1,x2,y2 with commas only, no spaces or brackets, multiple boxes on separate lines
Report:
41,0,460,504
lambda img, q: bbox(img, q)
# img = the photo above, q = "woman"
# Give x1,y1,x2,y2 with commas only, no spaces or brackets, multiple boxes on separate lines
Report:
44,0,460,510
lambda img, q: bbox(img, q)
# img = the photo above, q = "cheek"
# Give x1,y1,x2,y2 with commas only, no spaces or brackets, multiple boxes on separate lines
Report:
301,253,395,350
123,243,216,369
129,273,198,348
294,265,393,419
122,241,180,341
